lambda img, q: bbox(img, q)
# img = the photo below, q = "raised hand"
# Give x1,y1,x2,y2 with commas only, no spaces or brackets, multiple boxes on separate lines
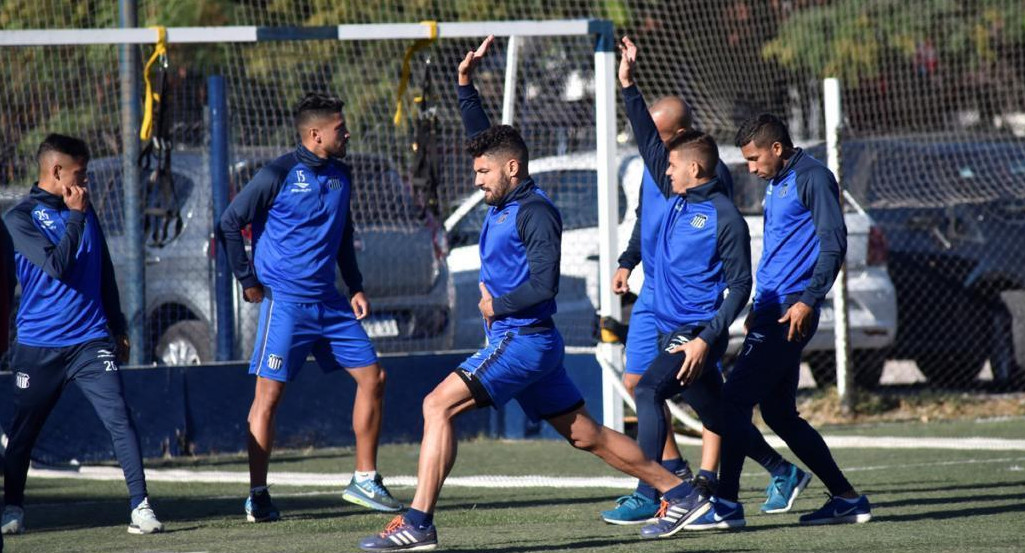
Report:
458,35,496,86
618,35,638,88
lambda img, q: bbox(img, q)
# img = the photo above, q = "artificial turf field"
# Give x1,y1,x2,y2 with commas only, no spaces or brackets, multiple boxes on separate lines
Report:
3,417,1024,553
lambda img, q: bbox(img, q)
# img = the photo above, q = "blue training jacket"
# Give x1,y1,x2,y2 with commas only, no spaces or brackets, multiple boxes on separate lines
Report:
754,148,847,310
623,84,752,345
3,185,126,347
219,144,363,303
617,88,735,289
459,83,562,333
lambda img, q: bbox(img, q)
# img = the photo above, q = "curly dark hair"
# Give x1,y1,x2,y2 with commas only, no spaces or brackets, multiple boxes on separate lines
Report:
465,125,529,170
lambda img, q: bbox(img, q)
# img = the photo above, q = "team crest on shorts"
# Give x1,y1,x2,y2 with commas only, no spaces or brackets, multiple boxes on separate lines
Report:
267,354,284,370
690,214,708,229
15,372,30,389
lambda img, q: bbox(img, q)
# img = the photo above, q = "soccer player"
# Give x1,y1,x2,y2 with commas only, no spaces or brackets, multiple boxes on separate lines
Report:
612,37,811,532
357,36,695,552
707,114,871,527
219,93,401,522
1,134,163,536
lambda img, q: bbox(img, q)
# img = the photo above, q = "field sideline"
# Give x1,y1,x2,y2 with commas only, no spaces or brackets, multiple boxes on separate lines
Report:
2,417,1024,552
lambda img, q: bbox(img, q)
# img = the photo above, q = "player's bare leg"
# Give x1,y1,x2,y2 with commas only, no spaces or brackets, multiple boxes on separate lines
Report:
247,377,286,488
348,363,387,472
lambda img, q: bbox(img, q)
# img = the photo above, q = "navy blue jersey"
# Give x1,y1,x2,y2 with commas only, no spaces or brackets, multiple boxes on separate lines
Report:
623,84,751,345
618,84,735,277
754,149,847,310
3,185,125,347
459,83,562,332
220,144,363,303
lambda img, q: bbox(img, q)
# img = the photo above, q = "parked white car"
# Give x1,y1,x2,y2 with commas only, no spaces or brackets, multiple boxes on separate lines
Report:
445,145,897,386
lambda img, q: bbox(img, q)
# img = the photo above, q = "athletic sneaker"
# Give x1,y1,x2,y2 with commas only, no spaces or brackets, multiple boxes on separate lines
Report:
761,464,812,514
128,498,165,534
639,488,711,539
600,492,660,525
673,462,695,483
1,505,25,535
685,497,746,531
245,488,281,522
343,474,403,512
799,494,872,525
359,515,438,551
692,473,717,499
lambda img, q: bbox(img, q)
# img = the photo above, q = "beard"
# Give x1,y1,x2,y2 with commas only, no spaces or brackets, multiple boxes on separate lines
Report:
483,172,513,206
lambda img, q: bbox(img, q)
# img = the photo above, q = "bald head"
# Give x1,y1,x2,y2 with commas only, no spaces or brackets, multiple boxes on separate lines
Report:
650,96,693,143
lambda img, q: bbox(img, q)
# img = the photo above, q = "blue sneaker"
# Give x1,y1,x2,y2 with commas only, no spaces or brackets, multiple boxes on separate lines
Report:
685,497,746,531
639,488,711,539
761,464,812,514
673,462,695,483
344,474,403,512
799,494,872,525
245,489,280,522
600,492,660,525
359,515,438,551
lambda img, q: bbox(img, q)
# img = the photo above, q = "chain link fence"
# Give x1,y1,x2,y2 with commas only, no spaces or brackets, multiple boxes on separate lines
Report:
1,1,1023,391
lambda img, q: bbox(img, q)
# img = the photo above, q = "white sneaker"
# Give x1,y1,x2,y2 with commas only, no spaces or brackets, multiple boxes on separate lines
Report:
128,498,164,534
1,505,25,535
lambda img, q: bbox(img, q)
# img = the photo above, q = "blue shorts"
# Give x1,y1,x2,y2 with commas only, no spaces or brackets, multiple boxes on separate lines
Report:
456,326,584,422
248,296,378,382
625,287,660,375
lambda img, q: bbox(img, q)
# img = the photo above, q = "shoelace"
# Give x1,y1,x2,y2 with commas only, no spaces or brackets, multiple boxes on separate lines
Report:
654,499,669,519
614,494,644,508
365,478,391,497
380,515,405,537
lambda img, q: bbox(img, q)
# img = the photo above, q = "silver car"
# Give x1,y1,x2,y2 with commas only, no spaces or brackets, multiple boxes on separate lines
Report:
445,146,897,386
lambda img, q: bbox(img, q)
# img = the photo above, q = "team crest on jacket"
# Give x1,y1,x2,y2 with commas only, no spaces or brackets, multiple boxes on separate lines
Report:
496,211,510,224
328,178,342,191
690,214,708,229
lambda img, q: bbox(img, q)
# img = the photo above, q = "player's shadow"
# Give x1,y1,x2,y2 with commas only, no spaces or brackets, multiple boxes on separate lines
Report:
877,501,1025,523
442,496,608,512
867,480,1025,495
460,538,758,552
870,489,1025,510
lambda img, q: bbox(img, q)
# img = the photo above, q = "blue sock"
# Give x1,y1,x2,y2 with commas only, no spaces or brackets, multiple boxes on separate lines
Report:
130,495,147,510
766,459,790,478
698,469,718,486
404,508,433,530
663,480,694,502
635,481,659,501
662,457,689,477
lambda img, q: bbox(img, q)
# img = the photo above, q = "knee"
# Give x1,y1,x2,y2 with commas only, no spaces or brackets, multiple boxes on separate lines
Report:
760,405,800,431
421,390,453,422
565,424,602,453
633,377,658,405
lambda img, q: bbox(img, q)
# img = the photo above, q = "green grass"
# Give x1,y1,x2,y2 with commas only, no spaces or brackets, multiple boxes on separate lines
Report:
4,421,1025,553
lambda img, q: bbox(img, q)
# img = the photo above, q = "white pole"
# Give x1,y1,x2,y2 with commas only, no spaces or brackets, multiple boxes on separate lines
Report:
824,77,853,413
595,35,623,431
501,36,520,125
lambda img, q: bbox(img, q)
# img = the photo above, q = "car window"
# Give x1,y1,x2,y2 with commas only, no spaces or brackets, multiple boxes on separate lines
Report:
88,163,193,243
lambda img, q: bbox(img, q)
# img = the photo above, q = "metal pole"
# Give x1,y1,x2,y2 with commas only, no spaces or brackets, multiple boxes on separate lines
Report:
593,24,623,431
824,77,853,414
119,0,144,365
501,35,520,125
209,76,235,362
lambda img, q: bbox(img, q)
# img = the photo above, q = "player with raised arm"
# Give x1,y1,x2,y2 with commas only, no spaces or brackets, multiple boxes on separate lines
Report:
2,134,163,536
358,36,696,552
219,93,401,522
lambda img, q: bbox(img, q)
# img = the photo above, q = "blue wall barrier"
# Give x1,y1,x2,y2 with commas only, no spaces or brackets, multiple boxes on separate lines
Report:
0,352,604,464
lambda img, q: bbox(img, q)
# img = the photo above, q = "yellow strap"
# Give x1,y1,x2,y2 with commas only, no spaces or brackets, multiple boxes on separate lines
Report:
140,26,168,141
393,21,438,127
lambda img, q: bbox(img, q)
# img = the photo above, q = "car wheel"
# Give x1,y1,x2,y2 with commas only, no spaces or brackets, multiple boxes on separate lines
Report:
155,320,212,366
806,350,887,389
913,351,986,388
990,291,1025,390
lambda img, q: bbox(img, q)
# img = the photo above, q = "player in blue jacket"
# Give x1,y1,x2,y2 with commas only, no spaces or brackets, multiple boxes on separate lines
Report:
1,134,163,536
704,114,871,528
219,93,401,521
359,36,696,552
609,37,810,533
